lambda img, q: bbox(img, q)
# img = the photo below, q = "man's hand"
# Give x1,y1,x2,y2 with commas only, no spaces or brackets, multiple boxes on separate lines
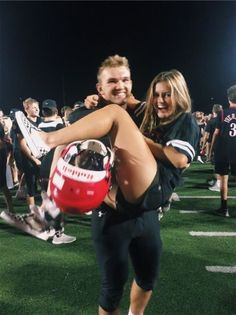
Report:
32,156,41,166
84,94,100,109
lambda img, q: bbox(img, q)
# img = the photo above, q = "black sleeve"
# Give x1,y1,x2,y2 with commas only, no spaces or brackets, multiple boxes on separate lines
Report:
166,113,200,163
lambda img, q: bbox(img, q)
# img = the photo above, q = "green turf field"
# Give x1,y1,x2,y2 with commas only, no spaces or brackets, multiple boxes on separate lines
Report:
0,162,236,315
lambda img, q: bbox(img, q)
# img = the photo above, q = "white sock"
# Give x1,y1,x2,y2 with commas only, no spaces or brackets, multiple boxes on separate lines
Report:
128,307,143,315
128,308,135,315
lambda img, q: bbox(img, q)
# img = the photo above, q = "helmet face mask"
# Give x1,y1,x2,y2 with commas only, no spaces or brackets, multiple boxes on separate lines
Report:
73,149,104,171
50,140,114,214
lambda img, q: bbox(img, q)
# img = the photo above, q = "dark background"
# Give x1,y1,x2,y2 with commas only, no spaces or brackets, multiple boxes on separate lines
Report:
1,1,236,114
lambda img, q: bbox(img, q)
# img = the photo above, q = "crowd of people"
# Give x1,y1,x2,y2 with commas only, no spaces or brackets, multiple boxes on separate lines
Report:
0,54,236,315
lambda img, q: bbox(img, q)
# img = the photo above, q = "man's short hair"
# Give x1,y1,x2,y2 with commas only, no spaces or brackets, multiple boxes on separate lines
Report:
23,97,38,110
97,54,130,82
212,104,222,114
227,85,236,103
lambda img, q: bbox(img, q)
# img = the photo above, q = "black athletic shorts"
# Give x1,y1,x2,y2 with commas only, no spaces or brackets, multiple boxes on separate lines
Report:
215,162,236,176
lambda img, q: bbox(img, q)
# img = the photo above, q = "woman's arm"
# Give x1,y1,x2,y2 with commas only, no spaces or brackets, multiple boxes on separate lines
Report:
144,136,188,169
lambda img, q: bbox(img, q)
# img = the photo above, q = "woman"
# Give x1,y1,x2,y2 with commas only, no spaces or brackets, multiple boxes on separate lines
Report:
16,69,199,315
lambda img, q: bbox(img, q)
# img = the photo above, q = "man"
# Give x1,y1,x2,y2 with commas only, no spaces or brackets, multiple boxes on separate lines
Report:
17,98,42,207
38,99,76,245
57,55,160,314
210,85,236,217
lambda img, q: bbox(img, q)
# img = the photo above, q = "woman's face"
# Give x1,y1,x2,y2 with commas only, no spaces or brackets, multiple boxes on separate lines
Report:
153,81,176,121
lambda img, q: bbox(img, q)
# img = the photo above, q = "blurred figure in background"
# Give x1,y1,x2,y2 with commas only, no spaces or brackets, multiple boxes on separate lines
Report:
61,105,72,126
210,85,236,217
0,108,14,212
193,111,206,163
201,104,223,192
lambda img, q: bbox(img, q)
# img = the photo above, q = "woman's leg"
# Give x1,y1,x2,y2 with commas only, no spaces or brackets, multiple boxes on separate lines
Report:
39,105,157,203
46,146,66,196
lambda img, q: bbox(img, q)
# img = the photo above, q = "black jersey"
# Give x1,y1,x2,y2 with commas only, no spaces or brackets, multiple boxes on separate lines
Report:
214,107,236,162
38,119,65,180
15,116,42,135
126,101,146,127
38,119,64,132
149,112,199,163
205,117,218,143
147,112,199,190
68,101,146,128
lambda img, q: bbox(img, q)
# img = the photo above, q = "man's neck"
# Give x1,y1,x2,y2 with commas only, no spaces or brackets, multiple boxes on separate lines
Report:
44,115,57,122
27,115,37,122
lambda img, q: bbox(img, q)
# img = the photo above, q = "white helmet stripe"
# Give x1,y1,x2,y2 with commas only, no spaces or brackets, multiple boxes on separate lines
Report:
57,157,107,182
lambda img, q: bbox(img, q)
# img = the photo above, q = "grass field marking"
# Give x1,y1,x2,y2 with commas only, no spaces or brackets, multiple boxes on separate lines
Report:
206,266,236,273
179,210,205,213
178,196,236,199
190,231,236,237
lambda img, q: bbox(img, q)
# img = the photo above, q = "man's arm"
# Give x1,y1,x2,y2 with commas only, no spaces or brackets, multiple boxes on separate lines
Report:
18,134,41,166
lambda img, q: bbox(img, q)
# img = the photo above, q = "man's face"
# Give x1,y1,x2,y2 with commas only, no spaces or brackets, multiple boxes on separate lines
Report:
96,66,132,105
25,102,40,118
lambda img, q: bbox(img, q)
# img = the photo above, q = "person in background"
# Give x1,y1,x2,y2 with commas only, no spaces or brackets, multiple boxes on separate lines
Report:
0,108,14,212
201,104,223,192
38,99,76,245
60,105,72,126
192,111,206,163
16,68,199,315
1,100,76,245
9,108,27,199
16,98,42,207
209,85,236,217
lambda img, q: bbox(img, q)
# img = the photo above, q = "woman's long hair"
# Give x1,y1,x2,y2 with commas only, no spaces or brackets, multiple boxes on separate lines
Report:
140,69,192,135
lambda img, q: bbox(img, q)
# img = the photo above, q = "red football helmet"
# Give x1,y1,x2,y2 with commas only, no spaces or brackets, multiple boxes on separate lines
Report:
50,140,114,214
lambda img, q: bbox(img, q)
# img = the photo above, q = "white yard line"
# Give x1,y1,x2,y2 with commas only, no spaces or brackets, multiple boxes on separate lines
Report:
190,231,236,236
178,196,236,199
206,266,236,273
179,210,205,213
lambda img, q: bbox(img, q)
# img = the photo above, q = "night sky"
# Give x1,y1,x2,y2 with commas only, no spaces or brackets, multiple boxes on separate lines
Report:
1,1,236,114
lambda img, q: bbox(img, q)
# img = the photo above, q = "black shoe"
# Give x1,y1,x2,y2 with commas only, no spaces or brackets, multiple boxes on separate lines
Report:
214,208,229,217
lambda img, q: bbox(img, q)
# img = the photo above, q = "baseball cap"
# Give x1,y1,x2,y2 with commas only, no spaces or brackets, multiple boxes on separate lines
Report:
42,99,57,109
